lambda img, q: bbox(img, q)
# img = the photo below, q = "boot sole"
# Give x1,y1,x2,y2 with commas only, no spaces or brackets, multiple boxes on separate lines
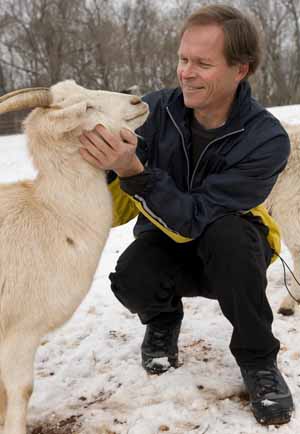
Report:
253,408,292,426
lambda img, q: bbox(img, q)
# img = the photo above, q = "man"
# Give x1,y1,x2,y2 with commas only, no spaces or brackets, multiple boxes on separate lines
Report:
79,4,294,426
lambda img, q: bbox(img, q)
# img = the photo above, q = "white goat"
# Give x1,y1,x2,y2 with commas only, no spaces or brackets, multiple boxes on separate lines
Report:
265,123,300,316
0,80,148,434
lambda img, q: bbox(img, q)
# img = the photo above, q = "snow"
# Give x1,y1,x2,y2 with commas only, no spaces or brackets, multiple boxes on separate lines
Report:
268,104,300,125
261,400,278,407
143,356,171,372
0,106,299,433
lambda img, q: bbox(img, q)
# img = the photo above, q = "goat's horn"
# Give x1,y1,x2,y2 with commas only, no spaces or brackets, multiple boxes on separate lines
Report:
0,87,51,114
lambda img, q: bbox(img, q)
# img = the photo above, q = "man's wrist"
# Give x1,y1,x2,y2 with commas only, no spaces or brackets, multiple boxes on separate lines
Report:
116,158,144,178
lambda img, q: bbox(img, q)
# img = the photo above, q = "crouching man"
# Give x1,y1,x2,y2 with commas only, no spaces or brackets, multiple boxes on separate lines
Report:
80,4,294,426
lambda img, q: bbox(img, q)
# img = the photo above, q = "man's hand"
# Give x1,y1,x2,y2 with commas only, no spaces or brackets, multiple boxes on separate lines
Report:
79,125,144,177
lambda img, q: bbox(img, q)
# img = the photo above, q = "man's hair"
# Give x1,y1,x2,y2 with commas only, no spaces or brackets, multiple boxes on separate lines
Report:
180,4,261,78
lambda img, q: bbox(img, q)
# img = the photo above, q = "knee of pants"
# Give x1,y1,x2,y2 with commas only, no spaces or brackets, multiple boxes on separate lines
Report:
109,256,178,316
199,214,268,264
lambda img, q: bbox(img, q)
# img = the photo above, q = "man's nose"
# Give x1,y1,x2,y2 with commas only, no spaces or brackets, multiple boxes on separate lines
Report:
181,63,196,79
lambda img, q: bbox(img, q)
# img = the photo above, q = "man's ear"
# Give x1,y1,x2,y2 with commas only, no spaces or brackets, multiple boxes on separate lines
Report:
237,63,249,81
49,101,88,133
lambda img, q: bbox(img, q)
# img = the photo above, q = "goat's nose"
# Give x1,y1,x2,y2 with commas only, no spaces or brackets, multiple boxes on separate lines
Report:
130,96,142,105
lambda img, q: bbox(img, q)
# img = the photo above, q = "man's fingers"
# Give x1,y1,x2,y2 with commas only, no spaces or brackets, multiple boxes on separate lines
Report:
81,126,137,154
85,142,106,161
80,133,108,159
95,124,117,148
80,131,112,158
95,125,137,148
79,133,92,147
81,130,109,148
79,147,103,170
120,128,137,145
79,125,137,173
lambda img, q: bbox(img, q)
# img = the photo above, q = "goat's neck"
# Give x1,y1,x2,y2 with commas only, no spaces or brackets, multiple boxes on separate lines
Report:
32,148,108,218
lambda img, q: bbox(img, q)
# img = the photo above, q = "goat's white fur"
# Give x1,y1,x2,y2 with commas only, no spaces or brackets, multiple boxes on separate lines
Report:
265,123,300,316
0,80,148,434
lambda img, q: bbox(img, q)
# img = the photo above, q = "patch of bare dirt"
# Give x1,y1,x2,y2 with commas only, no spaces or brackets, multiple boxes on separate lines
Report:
29,414,82,434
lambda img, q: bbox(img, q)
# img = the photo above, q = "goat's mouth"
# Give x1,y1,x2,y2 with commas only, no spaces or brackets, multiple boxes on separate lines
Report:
125,107,149,122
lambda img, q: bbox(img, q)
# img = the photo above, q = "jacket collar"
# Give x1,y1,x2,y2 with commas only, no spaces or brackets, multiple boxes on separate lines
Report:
166,80,252,135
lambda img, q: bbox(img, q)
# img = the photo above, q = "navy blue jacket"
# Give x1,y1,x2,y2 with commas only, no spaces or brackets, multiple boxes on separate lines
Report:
118,81,290,242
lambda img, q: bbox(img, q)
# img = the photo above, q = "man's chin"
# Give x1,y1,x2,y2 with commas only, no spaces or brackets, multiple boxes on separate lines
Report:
182,94,205,109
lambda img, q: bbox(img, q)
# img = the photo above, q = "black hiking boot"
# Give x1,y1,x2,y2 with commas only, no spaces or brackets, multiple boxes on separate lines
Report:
241,361,294,425
141,318,182,375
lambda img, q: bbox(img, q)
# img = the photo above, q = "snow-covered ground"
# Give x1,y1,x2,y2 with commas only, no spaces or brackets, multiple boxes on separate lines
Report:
0,105,299,434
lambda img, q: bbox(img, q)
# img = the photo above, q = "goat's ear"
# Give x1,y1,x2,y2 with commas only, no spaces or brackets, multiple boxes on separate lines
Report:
49,101,87,133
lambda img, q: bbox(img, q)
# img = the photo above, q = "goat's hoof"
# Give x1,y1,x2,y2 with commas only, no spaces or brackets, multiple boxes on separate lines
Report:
278,307,294,316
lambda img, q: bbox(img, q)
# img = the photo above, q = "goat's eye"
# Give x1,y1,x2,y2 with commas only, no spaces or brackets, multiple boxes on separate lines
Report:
86,104,94,110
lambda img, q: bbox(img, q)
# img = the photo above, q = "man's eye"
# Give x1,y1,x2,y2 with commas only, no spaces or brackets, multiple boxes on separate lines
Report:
199,63,212,68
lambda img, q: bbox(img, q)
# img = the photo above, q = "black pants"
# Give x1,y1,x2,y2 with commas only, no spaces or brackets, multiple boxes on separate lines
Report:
109,214,280,368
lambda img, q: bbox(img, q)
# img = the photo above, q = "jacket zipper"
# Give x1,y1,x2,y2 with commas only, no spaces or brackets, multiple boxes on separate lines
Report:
166,106,191,191
189,128,245,189
167,106,245,191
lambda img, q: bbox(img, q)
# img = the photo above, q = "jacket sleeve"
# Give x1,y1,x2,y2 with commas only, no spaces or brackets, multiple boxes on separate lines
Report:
119,130,290,240
106,91,161,227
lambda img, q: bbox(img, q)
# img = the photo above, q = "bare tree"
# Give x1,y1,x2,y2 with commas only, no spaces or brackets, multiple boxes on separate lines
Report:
281,0,300,100
0,0,298,112
246,0,300,105
0,0,86,86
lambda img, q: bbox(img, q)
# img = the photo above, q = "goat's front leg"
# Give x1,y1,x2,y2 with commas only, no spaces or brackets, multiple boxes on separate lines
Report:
0,377,7,425
278,248,300,316
0,332,39,434
278,292,297,315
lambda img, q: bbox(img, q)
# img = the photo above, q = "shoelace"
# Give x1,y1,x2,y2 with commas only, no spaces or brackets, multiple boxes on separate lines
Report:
147,326,173,351
251,369,280,398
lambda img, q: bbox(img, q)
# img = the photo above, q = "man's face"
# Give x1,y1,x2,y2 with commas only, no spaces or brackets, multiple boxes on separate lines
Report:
177,24,247,117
